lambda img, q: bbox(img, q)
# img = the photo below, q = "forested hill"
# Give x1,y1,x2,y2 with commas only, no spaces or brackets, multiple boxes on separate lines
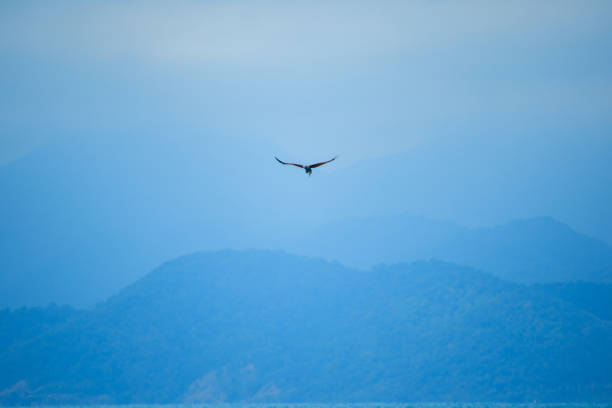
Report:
1,250,611,404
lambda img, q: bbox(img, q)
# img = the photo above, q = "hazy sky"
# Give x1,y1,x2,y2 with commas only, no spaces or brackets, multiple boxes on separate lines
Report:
2,0,611,163
1,1,612,306
1,1,612,235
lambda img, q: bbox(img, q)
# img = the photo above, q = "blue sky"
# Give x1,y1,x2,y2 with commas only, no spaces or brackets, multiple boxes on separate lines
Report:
1,0,612,240
1,0,612,307
2,0,611,162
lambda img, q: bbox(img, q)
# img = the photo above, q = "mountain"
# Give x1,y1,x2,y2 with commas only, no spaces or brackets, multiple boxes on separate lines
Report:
532,282,612,321
0,134,353,308
0,304,78,351
2,135,612,308
0,136,267,308
1,250,610,403
292,215,612,283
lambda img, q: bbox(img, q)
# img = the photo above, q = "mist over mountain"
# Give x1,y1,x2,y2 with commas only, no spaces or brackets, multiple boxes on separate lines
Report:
2,136,612,307
0,136,258,307
2,1,612,404
293,215,612,283
0,250,610,404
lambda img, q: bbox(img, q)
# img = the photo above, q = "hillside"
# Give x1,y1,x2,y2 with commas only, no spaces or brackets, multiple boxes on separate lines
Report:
1,250,610,404
0,304,78,351
532,282,612,321
293,215,612,283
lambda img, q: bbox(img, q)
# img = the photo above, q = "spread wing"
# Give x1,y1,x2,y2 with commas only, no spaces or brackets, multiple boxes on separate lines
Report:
309,156,337,168
275,157,305,168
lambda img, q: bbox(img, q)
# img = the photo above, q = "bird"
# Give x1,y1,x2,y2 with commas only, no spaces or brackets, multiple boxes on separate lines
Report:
275,156,337,176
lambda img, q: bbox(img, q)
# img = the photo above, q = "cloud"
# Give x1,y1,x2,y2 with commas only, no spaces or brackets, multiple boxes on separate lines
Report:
1,0,611,165
1,0,610,70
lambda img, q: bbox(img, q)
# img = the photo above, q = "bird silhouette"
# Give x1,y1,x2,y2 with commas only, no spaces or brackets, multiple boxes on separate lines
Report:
275,156,337,176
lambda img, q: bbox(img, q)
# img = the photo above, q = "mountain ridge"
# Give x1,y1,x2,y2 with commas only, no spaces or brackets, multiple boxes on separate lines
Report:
1,250,611,404
294,215,612,283
2,136,612,307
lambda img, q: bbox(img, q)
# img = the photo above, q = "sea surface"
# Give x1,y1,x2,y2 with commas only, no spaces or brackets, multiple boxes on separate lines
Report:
13,404,612,408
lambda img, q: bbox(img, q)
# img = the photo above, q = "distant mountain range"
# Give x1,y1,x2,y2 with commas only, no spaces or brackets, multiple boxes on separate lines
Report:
291,215,612,283
2,137,612,307
1,250,611,404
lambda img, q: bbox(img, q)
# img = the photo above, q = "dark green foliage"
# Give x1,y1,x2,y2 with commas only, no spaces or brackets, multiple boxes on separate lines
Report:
0,251,611,404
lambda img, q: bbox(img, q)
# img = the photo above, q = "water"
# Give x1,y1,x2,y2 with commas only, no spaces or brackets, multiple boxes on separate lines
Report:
15,404,612,408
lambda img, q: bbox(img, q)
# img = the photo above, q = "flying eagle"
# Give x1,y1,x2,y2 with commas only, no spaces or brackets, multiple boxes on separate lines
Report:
275,156,337,176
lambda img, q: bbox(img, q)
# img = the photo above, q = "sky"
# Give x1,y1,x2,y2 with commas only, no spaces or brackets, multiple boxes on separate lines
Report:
1,0,612,267
3,7,612,403
2,0,611,162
